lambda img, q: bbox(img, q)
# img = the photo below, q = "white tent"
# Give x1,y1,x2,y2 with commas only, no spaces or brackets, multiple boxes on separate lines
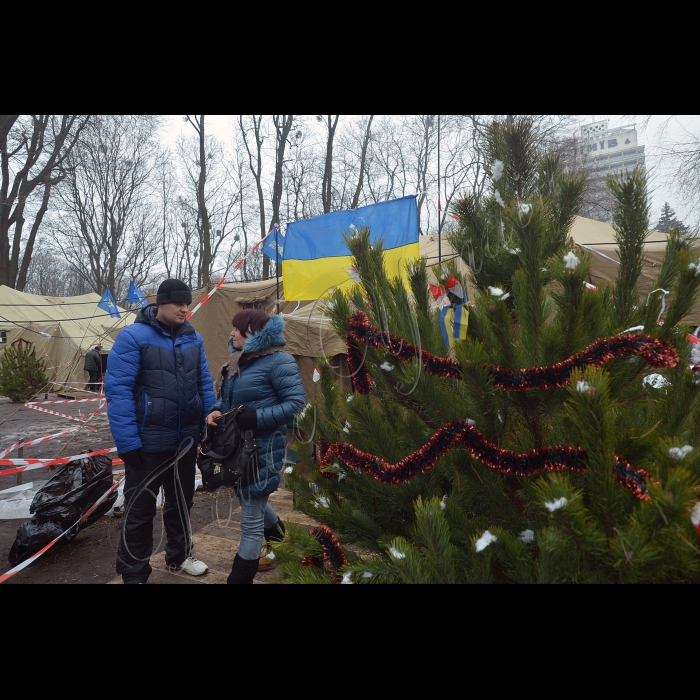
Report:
569,216,700,325
0,286,133,393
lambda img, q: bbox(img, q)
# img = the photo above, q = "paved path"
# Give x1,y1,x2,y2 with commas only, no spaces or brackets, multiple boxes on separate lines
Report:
106,487,320,585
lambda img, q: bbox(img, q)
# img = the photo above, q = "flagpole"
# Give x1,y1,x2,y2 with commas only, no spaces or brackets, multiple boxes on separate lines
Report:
275,226,280,315
437,114,442,264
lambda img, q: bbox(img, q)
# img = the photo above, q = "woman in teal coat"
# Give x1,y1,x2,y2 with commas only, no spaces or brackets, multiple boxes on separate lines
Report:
206,309,306,584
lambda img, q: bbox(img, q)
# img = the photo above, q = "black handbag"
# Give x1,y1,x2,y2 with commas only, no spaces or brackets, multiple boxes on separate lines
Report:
198,405,259,491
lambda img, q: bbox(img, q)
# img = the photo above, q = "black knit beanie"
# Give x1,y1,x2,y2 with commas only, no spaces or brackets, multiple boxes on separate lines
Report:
156,279,192,305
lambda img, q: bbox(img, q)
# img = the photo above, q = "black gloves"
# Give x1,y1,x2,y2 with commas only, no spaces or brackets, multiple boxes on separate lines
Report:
235,406,257,431
118,447,145,469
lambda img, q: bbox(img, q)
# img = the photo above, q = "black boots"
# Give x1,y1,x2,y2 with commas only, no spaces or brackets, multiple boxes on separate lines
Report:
264,518,286,543
227,553,260,584
228,520,286,582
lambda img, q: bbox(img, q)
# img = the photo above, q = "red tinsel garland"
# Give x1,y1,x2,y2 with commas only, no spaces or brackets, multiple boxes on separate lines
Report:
319,419,651,500
302,525,349,581
346,311,679,393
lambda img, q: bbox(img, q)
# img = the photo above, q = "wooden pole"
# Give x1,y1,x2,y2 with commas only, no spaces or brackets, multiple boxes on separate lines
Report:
16,438,24,485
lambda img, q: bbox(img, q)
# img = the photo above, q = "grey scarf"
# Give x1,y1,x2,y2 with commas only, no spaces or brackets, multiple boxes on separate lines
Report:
214,346,282,397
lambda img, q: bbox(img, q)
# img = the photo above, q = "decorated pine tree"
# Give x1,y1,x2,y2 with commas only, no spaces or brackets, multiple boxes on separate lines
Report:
278,117,700,584
0,338,49,403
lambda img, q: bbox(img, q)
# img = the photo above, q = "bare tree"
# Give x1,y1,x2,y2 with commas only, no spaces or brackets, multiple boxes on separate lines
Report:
23,242,91,297
0,115,92,290
282,126,316,222
184,115,213,285
350,115,373,209
238,116,268,252
318,115,339,213
174,126,244,287
269,115,294,277
49,115,163,300
238,115,294,279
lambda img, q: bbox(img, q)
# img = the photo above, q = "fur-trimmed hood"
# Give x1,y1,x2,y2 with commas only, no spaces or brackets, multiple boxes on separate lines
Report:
242,314,286,353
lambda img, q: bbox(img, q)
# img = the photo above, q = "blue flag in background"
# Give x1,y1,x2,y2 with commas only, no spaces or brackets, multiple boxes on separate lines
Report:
262,225,285,264
127,280,148,307
98,288,121,318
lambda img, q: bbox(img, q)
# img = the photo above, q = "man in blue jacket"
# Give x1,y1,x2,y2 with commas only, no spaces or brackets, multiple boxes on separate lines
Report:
105,279,216,584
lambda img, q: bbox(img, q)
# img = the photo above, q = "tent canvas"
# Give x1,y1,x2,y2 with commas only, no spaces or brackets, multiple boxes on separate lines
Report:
187,236,471,401
0,286,132,393
569,215,700,326
186,279,350,401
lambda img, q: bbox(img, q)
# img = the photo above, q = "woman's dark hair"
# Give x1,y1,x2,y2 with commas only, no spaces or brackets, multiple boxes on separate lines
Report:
231,308,270,336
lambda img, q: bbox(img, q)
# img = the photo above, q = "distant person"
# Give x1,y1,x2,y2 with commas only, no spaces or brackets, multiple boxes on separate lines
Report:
83,345,102,392
104,279,216,585
206,309,306,584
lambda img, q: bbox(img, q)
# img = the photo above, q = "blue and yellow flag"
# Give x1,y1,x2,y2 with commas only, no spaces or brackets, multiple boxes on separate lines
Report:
439,302,469,349
282,195,420,301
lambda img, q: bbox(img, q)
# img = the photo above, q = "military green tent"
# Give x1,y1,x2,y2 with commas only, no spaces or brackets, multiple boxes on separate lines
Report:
0,286,133,394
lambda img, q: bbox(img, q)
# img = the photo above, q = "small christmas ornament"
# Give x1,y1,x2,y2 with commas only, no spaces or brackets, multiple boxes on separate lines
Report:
544,497,568,512
519,530,535,543
691,503,700,535
490,160,504,182
389,546,406,559
344,265,361,282
563,251,580,269
475,530,497,552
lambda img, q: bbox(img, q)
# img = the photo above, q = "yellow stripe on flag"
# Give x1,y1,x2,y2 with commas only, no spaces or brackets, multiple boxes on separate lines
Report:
282,243,420,301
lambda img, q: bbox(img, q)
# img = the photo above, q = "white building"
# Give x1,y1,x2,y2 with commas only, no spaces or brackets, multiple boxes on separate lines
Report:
573,119,646,177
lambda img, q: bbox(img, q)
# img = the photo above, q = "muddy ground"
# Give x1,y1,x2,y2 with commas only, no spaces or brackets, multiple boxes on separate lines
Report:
0,392,310,585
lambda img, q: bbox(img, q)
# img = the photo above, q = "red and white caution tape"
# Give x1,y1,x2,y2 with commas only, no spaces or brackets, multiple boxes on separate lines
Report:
0,475,124,584
232,233,271,273
688,334,700,345
186,278,227,319
584,282,597,291
0,447,122,478
25,397,104,406
0,428,79,459
23,403,100,431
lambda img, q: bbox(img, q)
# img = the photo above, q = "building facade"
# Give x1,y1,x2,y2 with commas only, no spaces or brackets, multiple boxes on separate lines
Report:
573,119,646,177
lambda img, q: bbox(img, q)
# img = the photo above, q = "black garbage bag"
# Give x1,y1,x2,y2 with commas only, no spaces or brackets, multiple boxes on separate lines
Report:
8,454,118,565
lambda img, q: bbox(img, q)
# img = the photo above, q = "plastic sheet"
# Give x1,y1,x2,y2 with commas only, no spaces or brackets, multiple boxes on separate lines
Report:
8,454,118,565
0,481,48,520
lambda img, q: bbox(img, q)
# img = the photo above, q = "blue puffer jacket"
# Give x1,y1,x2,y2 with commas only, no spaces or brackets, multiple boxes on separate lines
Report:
105,305,216,454
211,315,306,499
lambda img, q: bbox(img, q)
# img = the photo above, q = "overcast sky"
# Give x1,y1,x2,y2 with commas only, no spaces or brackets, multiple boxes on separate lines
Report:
162,115,700,230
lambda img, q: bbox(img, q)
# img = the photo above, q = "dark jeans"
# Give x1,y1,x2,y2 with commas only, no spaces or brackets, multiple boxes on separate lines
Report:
85,370,101,392
116,443,197,583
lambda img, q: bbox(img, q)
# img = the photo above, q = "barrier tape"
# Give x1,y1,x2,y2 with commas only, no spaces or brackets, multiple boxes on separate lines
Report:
0,447,121,475
688,334,700,345
25,398,104,406
0,428,80,459
186,278,226,319
232,236,267,272
23,404,99,431
0,455,124,478
0,475,124,584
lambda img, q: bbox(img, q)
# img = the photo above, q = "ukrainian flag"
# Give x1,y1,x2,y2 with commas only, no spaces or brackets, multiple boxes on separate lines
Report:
282,195,420,301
